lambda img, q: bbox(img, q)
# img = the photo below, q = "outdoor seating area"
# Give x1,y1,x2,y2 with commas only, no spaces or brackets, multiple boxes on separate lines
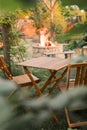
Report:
0,54,87,129
0,0,87,130
17,56,87,128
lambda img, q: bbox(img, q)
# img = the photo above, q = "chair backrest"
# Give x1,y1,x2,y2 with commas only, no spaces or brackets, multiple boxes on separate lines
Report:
67,62,87,88
0,56,13,80
65,62,87,128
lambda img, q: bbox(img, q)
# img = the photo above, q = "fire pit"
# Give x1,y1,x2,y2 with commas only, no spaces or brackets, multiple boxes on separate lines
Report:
32,27,59,56
32,42,59,56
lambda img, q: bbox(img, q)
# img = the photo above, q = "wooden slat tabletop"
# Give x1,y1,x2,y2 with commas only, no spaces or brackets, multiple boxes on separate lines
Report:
18,56,70,71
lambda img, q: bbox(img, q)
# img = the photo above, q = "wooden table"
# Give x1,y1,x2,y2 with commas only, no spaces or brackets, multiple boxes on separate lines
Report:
18,56,70,96
82,45,87,55
18,56,70,123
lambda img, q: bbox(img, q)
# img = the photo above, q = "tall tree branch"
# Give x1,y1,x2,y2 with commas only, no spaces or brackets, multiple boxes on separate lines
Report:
43,0,51,10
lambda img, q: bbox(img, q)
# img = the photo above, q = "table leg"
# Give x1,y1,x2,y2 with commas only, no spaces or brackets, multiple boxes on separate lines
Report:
48,68,68,94
65,54,68,59
23,66,42,96
24,67,59,123
40,70,57,92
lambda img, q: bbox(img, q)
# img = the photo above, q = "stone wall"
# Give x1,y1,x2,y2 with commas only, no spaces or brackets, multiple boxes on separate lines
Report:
32,43,65,57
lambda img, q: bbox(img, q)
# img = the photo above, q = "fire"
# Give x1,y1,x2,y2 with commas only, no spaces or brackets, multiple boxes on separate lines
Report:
38,27,58,47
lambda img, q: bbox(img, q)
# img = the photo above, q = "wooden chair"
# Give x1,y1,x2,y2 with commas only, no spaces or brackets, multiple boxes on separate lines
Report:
65,62,87,128
0,56,39,91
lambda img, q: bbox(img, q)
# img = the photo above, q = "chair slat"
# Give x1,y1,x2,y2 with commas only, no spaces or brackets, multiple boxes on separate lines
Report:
65,62,87,128
79,66,85,85
84,68,87,85
75,67,80,86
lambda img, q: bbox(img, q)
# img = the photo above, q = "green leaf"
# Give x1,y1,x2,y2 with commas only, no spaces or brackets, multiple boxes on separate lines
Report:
60,0,87,9
0,96,12,127
0,78,17,95
0,0,36,11
71,55,87,63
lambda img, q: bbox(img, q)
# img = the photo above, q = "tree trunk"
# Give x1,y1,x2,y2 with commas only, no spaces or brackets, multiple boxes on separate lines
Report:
43,0,57,41
2,24,11,70
50,5,54,41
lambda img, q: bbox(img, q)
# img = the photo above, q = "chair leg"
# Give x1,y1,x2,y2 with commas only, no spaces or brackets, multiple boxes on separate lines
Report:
53,115,59,124
65,108,87,128
8,89,18,98
65,108,72,128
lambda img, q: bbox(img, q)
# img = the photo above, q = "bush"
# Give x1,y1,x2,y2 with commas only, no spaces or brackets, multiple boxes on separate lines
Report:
64,34,87,50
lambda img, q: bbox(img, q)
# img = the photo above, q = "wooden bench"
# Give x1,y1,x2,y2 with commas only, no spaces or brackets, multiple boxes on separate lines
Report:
44,50,75,59
82,45,87,55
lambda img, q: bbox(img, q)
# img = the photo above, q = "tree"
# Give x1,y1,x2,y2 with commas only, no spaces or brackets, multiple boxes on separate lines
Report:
0,0,34,69
30,0,67,41
43,0,57,39
0,0,86,66
30,1,49,29
0,12,18,69
0,11,26,70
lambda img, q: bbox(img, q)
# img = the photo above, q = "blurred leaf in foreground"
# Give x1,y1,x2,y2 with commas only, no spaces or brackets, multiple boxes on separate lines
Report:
0,0,36,11
0,78,17,96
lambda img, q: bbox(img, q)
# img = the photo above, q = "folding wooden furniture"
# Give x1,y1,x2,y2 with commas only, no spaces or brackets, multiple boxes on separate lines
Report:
0,56,39,89
18,56,70,123
65,62,87,128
